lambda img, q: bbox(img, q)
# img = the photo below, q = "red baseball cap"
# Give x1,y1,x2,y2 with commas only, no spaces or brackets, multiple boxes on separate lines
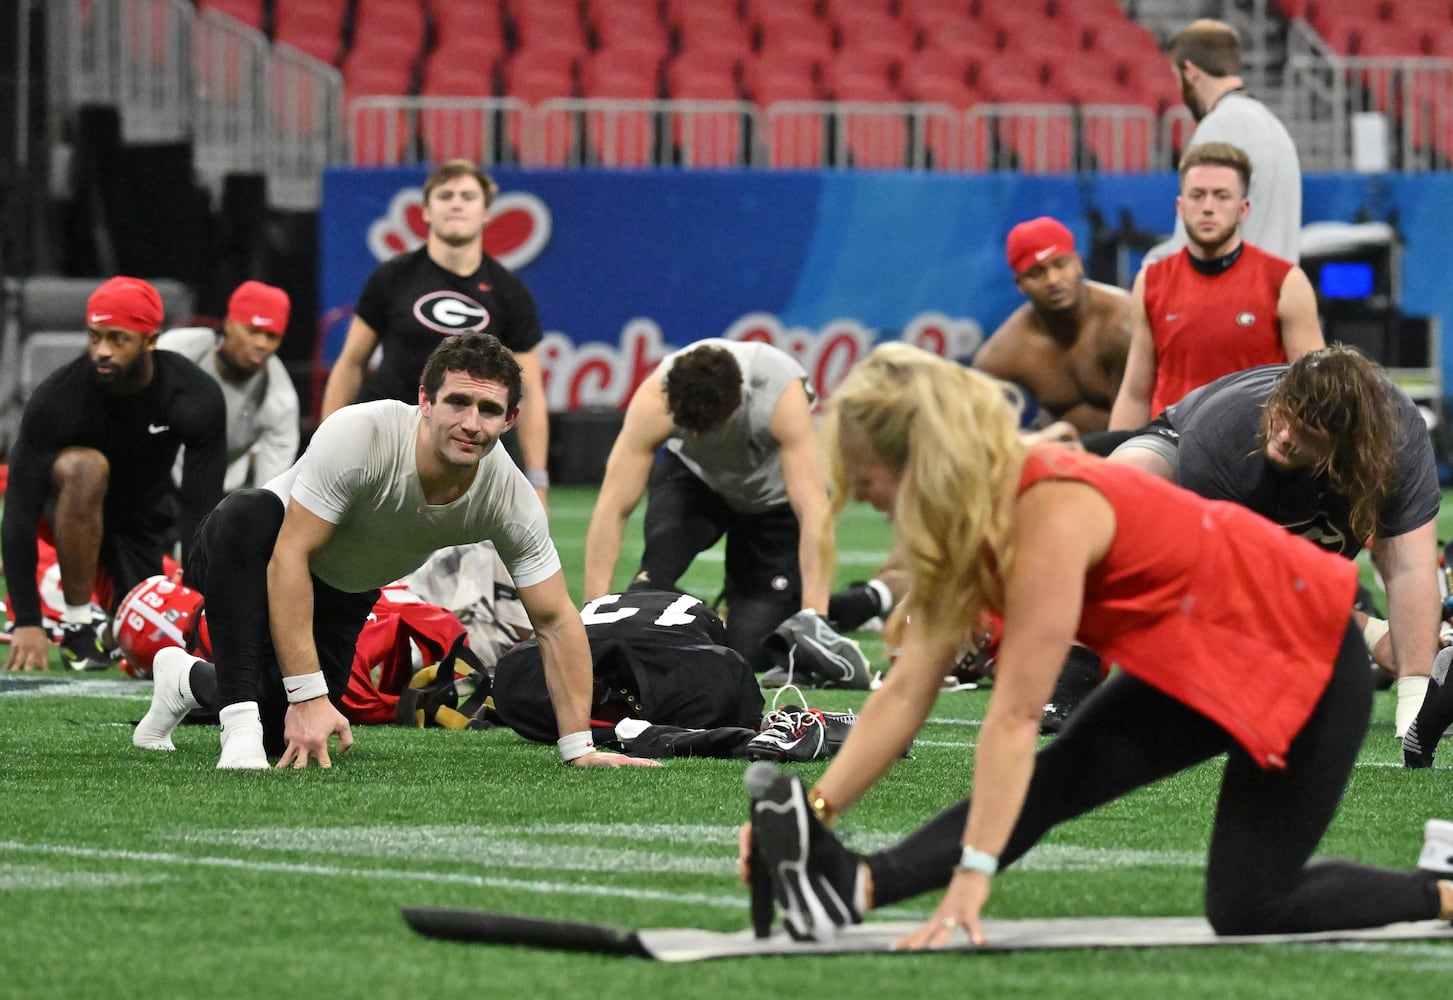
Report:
227,280,291,334
1006,217,1076,275
86,276,164,335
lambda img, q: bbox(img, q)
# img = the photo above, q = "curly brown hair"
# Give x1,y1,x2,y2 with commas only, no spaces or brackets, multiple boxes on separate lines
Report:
664,345,744,434
1258,345,1398,543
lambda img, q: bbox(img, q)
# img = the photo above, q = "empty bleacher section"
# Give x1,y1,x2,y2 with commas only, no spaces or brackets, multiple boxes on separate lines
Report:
37,0,1453,213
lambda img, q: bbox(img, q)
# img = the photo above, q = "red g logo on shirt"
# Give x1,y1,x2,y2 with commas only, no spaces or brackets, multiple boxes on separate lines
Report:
413,291,491,335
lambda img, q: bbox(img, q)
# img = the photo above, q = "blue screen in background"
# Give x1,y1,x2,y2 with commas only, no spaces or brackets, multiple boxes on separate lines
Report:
1318,261,1375,299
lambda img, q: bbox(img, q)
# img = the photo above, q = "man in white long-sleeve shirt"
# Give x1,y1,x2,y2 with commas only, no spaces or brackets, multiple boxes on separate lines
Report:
158,281,300,491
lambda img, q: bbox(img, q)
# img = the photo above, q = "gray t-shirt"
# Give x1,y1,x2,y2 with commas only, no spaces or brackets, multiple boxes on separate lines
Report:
1166,364,1439,556
660,339,813,514
1147,92,1302,265
158,326,300,491
263,401,560,592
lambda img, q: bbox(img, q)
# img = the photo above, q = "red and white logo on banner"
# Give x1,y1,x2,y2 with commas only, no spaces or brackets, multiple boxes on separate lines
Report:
366,187,553,270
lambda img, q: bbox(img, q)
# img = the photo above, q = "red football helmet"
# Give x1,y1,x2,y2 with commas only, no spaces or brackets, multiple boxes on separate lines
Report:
115,576,205,679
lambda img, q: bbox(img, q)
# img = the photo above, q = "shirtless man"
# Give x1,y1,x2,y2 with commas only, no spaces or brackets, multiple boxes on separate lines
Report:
972,216,1131,439
829,218,1133,633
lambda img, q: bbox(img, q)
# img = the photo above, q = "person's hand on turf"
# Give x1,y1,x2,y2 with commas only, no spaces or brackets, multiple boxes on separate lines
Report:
894,869,992,950
277,697,353,769
569,749,661,768
5,626,52,672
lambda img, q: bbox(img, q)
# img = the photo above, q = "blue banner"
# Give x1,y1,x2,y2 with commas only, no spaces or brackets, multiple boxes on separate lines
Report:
320,167,1453,411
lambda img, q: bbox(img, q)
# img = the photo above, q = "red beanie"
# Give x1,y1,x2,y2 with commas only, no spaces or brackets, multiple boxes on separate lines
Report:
86,276,164,335
227,280,291,333
1006,217,1076,275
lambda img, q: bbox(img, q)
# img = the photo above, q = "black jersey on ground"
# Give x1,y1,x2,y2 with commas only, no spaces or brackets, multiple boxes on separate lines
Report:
490,590,764,742
1167,364,1440,557
1,350,227,626
353,246,543,404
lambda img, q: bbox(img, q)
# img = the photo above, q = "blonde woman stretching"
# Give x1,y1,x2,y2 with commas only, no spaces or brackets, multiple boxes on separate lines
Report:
742,342,1453,948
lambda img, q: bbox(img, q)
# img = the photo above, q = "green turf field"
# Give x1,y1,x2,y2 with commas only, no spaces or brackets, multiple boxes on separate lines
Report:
1,486,1449,999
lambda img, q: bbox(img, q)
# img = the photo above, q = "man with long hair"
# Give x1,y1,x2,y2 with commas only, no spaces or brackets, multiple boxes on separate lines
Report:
1113,346,1442,751
740,343,1451,946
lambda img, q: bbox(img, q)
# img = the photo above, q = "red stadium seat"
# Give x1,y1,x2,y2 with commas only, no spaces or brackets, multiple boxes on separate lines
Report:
821,51,900,102
1356,20,1430,55
673,7,755,54
425,37,505,93
667,59,740,101
511,3,589,52
1084,17,1164,62
822,0,899,20
835,10,917,53
899,48,974,102
979,56,1051,104
504,47,579,97
274,3,346,65
342,39,416,96
592,8,671,54
742,0,819,24
986,9,1084,57
581,48,661,99
428,0,503,37
744,61,822,105
756,9,836,56
352,0,427,70
918,22,1002,87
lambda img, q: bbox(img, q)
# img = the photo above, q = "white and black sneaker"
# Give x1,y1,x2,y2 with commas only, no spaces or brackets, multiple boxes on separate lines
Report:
747,703,857,763
57,620,108,671
744,762,866,942
1418,818,1453,875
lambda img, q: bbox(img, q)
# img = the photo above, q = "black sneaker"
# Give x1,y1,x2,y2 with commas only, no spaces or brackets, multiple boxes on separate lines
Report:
1404,646,1452,768
826,582,885,632
57,620,108,671
744,761,864,941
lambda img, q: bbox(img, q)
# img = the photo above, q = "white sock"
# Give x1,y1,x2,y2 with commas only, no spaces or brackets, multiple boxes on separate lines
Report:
133,648,201,751
62,603,91,625
217,702,268,770
866,579,894,616
1396,675,1430,740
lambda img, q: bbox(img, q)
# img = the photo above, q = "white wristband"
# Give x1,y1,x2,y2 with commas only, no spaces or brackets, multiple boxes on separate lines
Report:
283,670,329,704
957,845,999,877
525,468,551,490
557,730,595,762
1361,615,1390,653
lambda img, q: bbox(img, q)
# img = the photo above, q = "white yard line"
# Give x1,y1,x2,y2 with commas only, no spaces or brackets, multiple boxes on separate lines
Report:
0,840,748,909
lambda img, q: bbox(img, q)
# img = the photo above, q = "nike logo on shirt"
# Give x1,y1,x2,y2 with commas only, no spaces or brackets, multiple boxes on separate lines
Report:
148,424,170,434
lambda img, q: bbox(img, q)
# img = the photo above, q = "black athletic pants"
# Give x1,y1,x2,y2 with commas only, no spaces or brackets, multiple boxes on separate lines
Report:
637,450,799,671
866,621,1442,933
185,489,378,754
